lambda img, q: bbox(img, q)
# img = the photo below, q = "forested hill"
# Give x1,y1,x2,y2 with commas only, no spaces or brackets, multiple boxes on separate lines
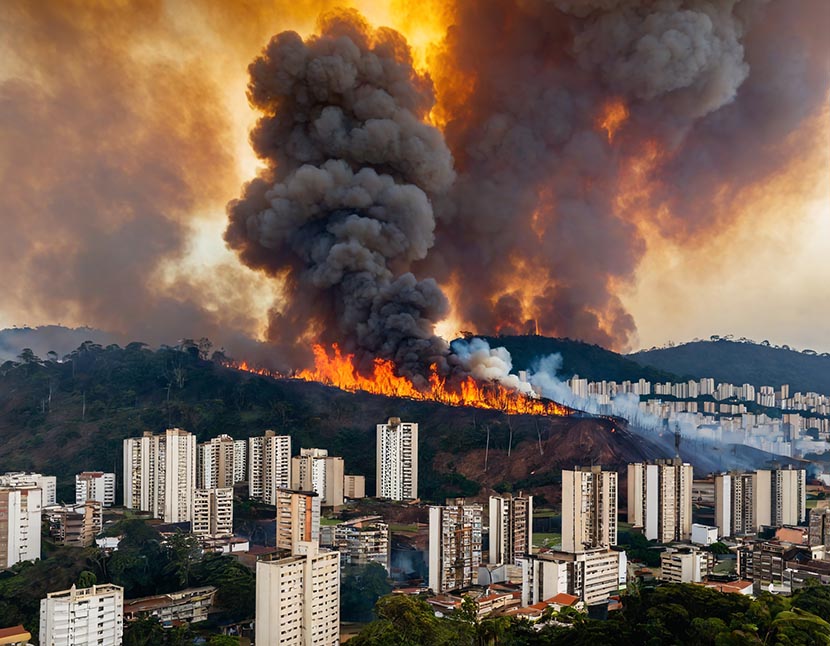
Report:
631,339,830,395
0,342,660,505
471,335,681,383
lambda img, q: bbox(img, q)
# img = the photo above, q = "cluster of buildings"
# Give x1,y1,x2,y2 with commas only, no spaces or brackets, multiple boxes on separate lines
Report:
567,376,830,459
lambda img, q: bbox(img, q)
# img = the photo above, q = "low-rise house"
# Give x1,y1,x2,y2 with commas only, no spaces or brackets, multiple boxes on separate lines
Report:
123,587,217,626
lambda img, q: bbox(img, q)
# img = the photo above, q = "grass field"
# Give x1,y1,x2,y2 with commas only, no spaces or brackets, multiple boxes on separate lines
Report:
533,532,562,548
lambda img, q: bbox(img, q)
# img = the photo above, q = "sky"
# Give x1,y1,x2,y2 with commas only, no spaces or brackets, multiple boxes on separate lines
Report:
0,0,827,362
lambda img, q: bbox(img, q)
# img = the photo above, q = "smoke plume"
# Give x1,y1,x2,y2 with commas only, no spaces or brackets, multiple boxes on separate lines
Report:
226,10,456,374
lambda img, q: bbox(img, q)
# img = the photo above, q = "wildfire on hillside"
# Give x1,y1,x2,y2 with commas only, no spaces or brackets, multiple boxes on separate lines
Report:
226,344,576,417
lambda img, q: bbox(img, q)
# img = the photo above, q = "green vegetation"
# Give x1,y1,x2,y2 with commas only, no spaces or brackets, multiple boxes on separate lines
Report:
340,562,394,622
473,335,681,383
531,532,561,548
0,519,254,644
351,584,830,645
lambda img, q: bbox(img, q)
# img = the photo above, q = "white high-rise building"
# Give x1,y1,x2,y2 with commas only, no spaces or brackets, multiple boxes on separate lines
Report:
522,548,623,606
376,418,418,500
561,466,618,553
429,499,483,593
292,449,345,508
40,584,123,646
192,488,234,537
489,493,533,566
248,431,291,505
256,490,339,645
627,458,693,542
714,467,806,537
0,483,42,569
1,473,56,506
75,472,116,507
197,434,247,490
122,428,196,522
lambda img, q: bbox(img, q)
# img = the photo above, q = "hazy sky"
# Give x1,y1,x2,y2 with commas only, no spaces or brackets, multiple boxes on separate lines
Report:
0,0,827,358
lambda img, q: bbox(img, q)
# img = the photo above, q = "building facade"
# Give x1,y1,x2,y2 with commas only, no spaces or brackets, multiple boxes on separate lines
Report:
659,548,713,583
248,431,291,505
561,466,617,553
191,488,234,537
1,473,56,507
276,490,321,554
197,435,247,490
489,493,533,566
40,584,124,646
123,428,196,522
327,516,390,572
0,484,42,569
44,502,102,548
522,548,623,606
429,499,483,593
627,458,693,542
344,475,365,500
75,472,116,508
291,449,345,508
376,418,418,500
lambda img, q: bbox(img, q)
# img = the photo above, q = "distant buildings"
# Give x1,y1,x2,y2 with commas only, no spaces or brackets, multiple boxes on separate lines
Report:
714,467,806,537
256,489,340,645
561,466,617,553
376,418,418,500
44,501,102,548
627,458,693,542
191,488,233,537
40,584,123,646
248,431,291,505
123,428,196,522
292,448,345,508
489,493,533,566
0,482,42,569
322,516,390,572
75,472,115,507
197,434,247,489
429,498,483,594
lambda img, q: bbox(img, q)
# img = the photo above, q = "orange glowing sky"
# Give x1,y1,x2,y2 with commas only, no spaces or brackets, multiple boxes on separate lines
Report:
0,0,828,355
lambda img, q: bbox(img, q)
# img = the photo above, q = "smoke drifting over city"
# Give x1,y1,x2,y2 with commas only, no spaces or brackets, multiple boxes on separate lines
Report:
1,0,828,372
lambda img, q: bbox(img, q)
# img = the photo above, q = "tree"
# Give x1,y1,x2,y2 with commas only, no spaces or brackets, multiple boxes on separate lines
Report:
123,616,165,646
164,532,201,587
77,570,97,588
207,636,240,646
341,563,393,622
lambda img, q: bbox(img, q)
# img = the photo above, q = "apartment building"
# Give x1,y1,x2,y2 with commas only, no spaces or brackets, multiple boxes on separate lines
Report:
628,458,693,542
522,548,623,606
196,434,247,489
256,488,339,645
714,467,806,537
1,473,56,506
191,488,234,537
44,502,102,548
489,493,533,566
659,547,714,583
328,516,390,572
75,472,115,507
248,431,291,505
561,466,617,553
809,506,830,550
123,587,217,625
291,449,345,508
429,499,483,593
122,428,196,522
376,418,418,500
0,484,42,569
344,475,365,499
39,584,123,646
276,490,321,554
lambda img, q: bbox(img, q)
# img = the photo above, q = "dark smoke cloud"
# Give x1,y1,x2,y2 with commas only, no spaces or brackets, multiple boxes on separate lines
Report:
226,10,456,374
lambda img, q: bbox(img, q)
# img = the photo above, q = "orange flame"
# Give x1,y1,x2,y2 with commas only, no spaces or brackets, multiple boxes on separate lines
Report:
598,98,630,143
227,344,575,417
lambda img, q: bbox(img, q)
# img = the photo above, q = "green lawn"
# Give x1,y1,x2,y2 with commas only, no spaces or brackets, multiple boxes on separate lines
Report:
320,517,343,526
388,523,419,533
533,532,561,548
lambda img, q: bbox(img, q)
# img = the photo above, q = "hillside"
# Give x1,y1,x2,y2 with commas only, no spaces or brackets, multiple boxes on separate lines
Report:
0,343,667,505
631,339,830,395
472,335,681,383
